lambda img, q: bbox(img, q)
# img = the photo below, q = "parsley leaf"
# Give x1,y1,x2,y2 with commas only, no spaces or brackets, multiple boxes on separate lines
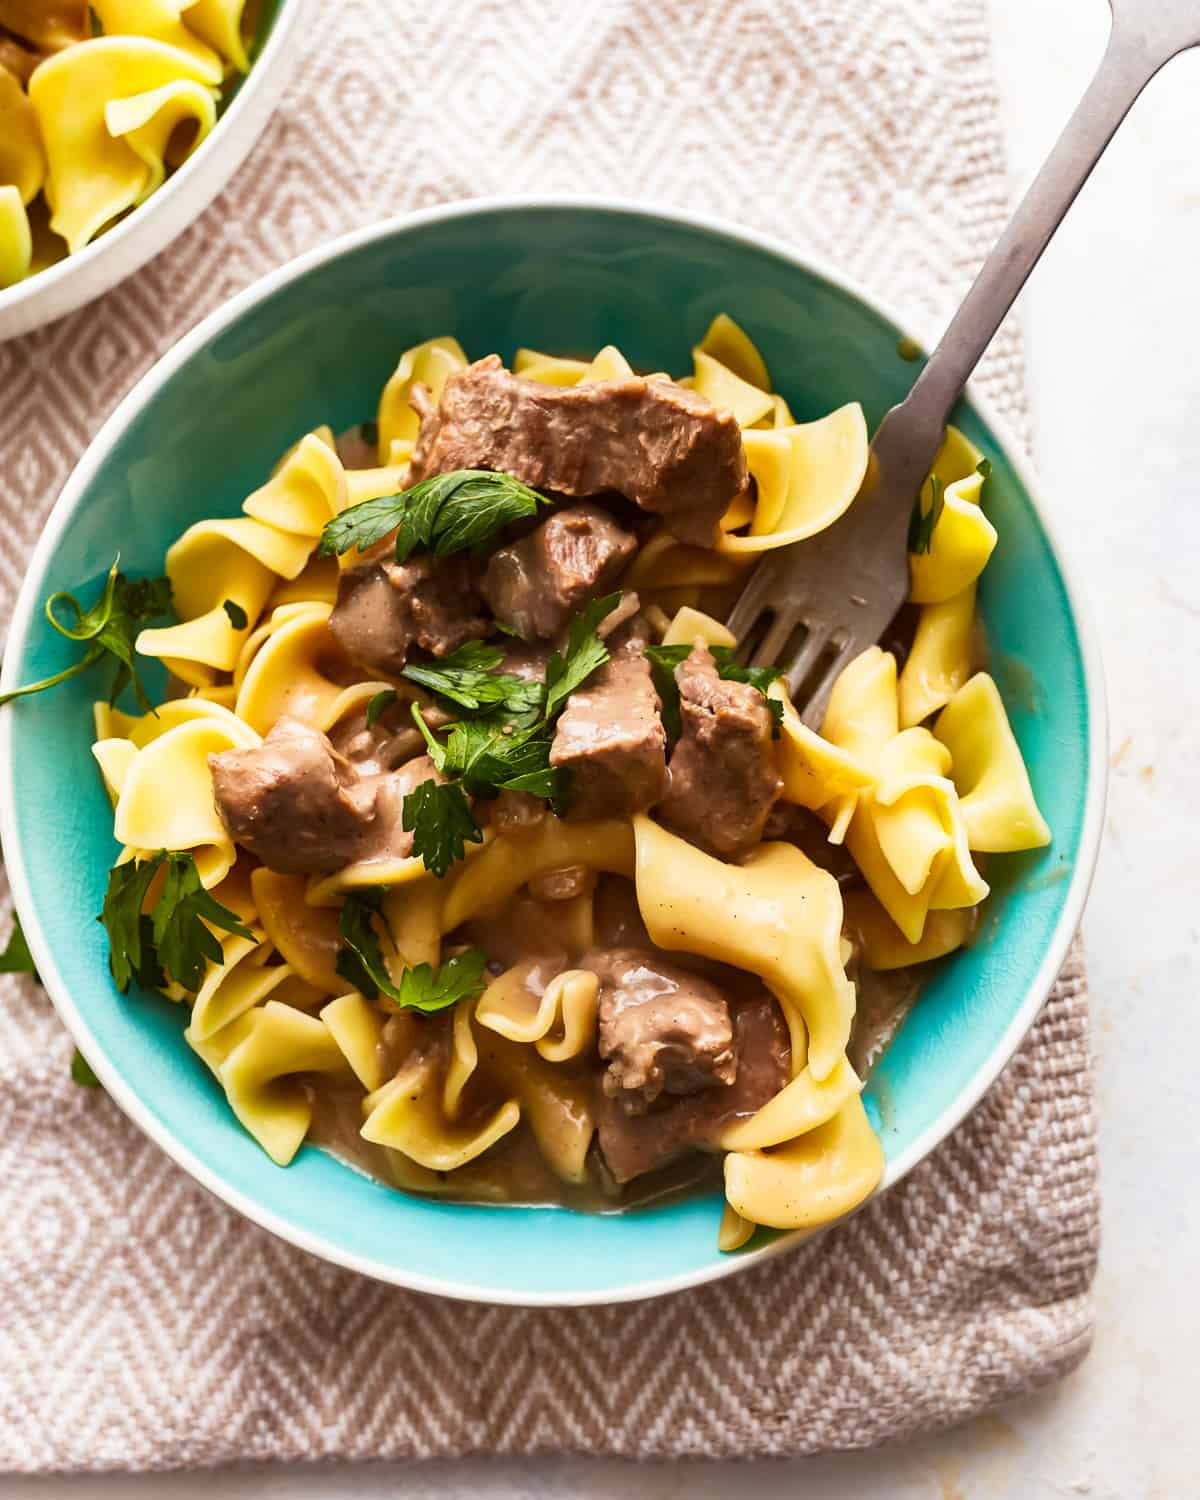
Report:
0,913,37,980
336,890,487,1012
645,643,783,741
644,643,690,740
401,641,542,715
222,598,248,630
100,851,253,994
907,472,944,555
395,949,489,1013
403,594,620,876
70,1048,101,1088
0,559,172,712
543,592,621,722
316,470,551,563
402,779,483,878
366,689,398,729
977,457,993,481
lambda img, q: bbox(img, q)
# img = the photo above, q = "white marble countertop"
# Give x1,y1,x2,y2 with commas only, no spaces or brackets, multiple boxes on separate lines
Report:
5,2,1197,1496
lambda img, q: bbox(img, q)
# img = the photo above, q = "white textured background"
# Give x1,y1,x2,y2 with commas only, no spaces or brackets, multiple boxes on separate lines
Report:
3,0,1197,1495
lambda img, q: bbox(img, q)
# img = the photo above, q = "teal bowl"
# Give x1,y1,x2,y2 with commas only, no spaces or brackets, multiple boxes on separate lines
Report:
0,201,1106,1305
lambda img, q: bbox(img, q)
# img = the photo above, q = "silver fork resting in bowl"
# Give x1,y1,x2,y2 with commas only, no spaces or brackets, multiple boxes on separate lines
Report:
728,0,1200,727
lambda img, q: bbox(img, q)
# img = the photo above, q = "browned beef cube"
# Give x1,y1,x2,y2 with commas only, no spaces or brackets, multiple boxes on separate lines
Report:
210,718,442,874
596,991,790,1183
549,650,667,819
410,355,747,546
587,946,736,1111
657,644,781,858
481,503,636,639
328,554,487,676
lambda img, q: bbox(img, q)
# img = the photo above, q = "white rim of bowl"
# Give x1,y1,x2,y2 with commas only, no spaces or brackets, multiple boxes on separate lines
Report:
0,195,1109,1307
0,0,308,339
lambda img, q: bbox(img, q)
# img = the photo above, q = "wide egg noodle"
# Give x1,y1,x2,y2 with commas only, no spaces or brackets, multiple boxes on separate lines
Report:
934,672,1052,852
183,0,253,72
186,1000,350,1166
28,37,219,254
439,818,635,931
0,68,44,204
632,814,855,1082
361,1055,521,1174
718,405,870,555
0,186,32,287
112,714,260,888
234,602,347,736
475,961,600,1064
189,930,293,1041
723,1092,884,1232
376,336,467,460
250,868,345,993
137,516,314,686
908,427,997,605
897,581,977,728
321,992,387,1092
90,0,225,77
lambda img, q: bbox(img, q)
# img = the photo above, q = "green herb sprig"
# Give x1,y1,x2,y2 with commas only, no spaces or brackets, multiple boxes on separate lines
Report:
317,470,551,563
0,560,171,712
336,890,487,1011
403,593,622,875
907,472,945,556
100,850,254,994
0,913,38,981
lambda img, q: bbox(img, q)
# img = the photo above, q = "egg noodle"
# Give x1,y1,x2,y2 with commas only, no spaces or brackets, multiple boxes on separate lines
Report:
86,316,1050,1249
0,0,257,287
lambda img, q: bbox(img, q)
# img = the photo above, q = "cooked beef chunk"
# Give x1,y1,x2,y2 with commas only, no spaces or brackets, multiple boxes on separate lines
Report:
657,644,781,857
210,717,442,874
481,503,636,640
410,355,747,546
550,649,668,820
486,789,547,835
588,947,736,1111
328,554,487,676
596,991,789,1183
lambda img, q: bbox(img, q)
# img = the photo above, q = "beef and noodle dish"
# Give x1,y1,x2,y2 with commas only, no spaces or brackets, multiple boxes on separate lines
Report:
8,316,1050,1249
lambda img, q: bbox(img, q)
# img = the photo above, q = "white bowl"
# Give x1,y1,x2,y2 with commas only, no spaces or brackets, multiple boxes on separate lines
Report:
0,0,307,342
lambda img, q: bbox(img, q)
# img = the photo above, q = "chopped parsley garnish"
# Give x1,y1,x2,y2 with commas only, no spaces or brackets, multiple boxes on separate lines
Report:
543,593,621,722
316,469,551,563
977,457,992,481
402,779,484,879
100,850,254,994
366,689,397,728
645,643,784,741
222,598,248,630
401,641,542,715
402,594,620,875
0,559,171,712
907,472,944,555
70,1048,101,1088
0,913,38,981
336,890,487,1011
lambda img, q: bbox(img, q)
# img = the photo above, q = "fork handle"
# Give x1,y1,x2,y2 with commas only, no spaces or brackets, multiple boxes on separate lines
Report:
883,1,1200,461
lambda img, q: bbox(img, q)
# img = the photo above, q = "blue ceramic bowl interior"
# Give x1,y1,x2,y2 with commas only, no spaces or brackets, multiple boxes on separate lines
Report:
1,205,1093,1302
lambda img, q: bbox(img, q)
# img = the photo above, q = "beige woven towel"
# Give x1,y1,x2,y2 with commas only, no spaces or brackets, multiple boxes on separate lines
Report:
0,0,1097,1471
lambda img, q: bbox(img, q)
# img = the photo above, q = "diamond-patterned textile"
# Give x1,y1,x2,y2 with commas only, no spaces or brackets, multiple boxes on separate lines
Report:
0,0,1097,1471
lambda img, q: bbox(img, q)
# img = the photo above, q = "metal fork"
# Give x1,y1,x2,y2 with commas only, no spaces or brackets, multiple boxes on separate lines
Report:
727,0,1200,727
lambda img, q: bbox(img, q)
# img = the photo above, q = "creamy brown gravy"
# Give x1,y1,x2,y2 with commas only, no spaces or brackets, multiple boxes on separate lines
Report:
306,872,945,1213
